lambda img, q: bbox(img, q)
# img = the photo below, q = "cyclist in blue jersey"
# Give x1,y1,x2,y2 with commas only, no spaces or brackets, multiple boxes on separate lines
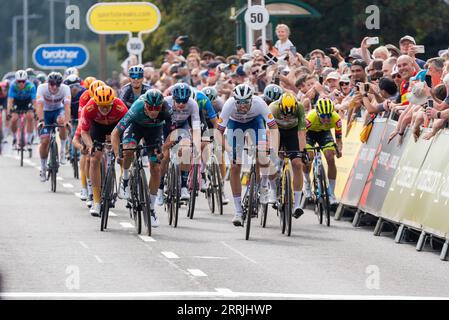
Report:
111,89,171,227
7,70,37,148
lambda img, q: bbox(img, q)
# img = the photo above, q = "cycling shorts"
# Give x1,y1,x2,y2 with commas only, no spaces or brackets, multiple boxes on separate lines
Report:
305,130,336,152
40,108,65,136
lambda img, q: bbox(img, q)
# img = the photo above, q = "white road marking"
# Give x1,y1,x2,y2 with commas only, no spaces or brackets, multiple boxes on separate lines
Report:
79,241,89,249
221,241,257,264
138,235,156,242
215,288,237,297
57,177,63,181
120,222,134,229
187,269,207,277
94,255,104,263
192,256,229,260
63,183,74,189
2,292,447,300
74,193,81,198
109,211,117,217
161,252,179,259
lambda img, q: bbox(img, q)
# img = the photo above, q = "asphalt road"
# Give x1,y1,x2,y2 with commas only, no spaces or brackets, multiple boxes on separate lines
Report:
1,140,449,300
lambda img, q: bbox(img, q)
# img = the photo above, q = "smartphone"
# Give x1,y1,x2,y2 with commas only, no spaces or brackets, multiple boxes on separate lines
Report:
414,45,425,54
427,100,434,108
364,83,370,92
179,35,189,41
324,47,335,55
290,46,297,54
366,37,379,45
316,58,321,69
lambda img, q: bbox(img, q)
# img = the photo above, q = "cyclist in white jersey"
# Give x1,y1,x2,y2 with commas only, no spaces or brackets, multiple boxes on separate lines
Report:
215,84,279,226
36,72,72,182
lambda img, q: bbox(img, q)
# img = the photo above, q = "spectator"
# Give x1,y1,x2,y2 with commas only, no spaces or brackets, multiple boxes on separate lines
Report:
187,54,201,70
426,57,444,87
385,44,402,58
399,35,426,69
350,59,368,84
189,46,201,56
382,57,398,78
274,24,294,56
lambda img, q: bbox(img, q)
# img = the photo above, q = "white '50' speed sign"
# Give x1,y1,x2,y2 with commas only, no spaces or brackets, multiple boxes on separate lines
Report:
245,5,270,30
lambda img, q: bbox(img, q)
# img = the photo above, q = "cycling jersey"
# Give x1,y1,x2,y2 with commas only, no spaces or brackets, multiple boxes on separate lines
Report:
36,83,71,112
164,96,201,130
119,83,151,109
217,95,276,131
306,110,342,139
8,80,36,102
80,98,128,132
116,98,171,134
78,90,91,118
269,100,306,131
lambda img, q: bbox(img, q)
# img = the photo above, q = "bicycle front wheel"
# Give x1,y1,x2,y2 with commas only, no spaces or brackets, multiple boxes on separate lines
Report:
246,170,257,240
139,168,152,236
319,165,331,227
213,162,223,216
131,174,142,234
173,164,180,228
50,139,58,193
284,170,293,236
188,164,199,219
100,166,115,231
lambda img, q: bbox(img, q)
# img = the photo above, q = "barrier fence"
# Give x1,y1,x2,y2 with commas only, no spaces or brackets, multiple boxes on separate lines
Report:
332,117,449,261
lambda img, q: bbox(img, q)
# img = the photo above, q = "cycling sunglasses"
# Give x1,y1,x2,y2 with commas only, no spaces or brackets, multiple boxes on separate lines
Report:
319,113,332,119
130,74,144,80
17,80,26,84
236,99,252,105
49,81,61,87
145,103,162,112
174,98,189,104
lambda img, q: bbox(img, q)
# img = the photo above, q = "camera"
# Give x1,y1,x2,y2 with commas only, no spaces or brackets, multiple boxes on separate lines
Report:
179,35,189,41
324,48,335,55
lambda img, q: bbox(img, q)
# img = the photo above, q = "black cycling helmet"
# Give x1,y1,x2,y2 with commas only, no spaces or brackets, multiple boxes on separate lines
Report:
143,89,164,107
47,72,63,86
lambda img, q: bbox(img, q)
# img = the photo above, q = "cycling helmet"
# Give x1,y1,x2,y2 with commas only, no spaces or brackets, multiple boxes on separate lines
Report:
143,89,164,107
83,77,97,90
279,92,298,115
233,84,253,102
128,65,144,79
94,86,115,107
64,67,79,77
202,86,218,102
36,73,47,83
264,84,284,103
25,68,36,77
172,83,191,104
15,70,28,81
64,74,81,87
47,72,63,86
89,80,106,97
316,98,335,116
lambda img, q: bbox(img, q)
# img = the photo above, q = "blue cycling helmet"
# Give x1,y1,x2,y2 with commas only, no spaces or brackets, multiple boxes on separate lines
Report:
128,65,144,79
172,83,191,104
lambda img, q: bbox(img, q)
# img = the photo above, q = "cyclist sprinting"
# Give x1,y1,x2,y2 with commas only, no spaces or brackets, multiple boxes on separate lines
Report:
7,70,37,149
111,89,172,228
36,72,72,181
303,98,343,205
157,83,202,203
215,84,279,227
269,92,308,218
80,86,128,216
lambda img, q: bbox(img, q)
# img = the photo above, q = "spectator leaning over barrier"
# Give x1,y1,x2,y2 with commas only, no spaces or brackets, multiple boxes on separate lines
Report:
426,57,445,87
361,77,398,115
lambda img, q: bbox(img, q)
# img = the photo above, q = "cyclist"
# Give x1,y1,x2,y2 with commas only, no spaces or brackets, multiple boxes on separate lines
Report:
36,72,72,181
119,65,152,166
80,86,128,216
36,73,47,85
64,75,86,163
7,70,37,149
158,83,202,203
0,81,8,140
111,89,172,227
64,67,79,79
201,86,229,205
263,84,284,105
82,77,97,90
215,84,279,227
77,79,105,207
303,98,343,205
269,92,308,218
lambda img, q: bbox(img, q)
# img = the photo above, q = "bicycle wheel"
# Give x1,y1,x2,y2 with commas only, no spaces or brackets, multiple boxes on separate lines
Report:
20,120,25,167
131,174,142,234
319,165,331,227
284,170,293,237
246,169,257,240
50,139,58,193
206,165,215,213
312,166,323,225
73,150,79,179
139,168,152,236
100,166,114,231
173,164,180,228
188,164,199,220
260,204,268,228
167,167,173,226
213,162,223,216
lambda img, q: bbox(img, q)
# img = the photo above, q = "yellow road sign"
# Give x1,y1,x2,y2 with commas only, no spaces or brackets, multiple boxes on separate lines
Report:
87,2,161,34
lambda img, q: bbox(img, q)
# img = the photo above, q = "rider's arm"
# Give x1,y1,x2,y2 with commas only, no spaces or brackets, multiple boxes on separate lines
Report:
36,85,45,121
63,85,72,124
111,127,122,159
80,105,94,149
6,98,13,115
297,104,307,151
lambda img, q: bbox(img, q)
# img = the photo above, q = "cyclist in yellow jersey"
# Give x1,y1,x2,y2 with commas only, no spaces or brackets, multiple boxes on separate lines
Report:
303,98,343,205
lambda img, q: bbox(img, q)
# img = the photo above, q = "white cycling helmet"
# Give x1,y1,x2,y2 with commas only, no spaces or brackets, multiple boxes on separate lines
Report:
64,67,79,77
233,84,253,101
202,86,218,102
15,70,28,81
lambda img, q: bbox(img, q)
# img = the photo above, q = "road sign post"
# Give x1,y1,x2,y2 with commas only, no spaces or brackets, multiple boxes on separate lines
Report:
244,3,270,53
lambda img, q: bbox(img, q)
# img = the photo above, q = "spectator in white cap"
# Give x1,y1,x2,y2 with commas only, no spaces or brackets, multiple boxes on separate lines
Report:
325,71,341,93
399,35,426,69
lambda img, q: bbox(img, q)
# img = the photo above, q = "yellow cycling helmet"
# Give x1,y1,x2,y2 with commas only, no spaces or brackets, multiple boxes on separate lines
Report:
316,98,335,116
83,77,97,90
279,92,298,115
89,80,106,97
94,86,115,106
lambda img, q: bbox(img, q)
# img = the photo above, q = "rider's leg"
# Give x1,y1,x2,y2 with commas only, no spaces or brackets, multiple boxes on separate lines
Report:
291,157,304,208
26,110,34,144
56,115,67,161
324,149,337,196
10,113,19,142
89,150,104,206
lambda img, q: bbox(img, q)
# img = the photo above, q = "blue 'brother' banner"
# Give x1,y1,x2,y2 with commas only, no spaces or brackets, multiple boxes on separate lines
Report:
33,44,90,69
